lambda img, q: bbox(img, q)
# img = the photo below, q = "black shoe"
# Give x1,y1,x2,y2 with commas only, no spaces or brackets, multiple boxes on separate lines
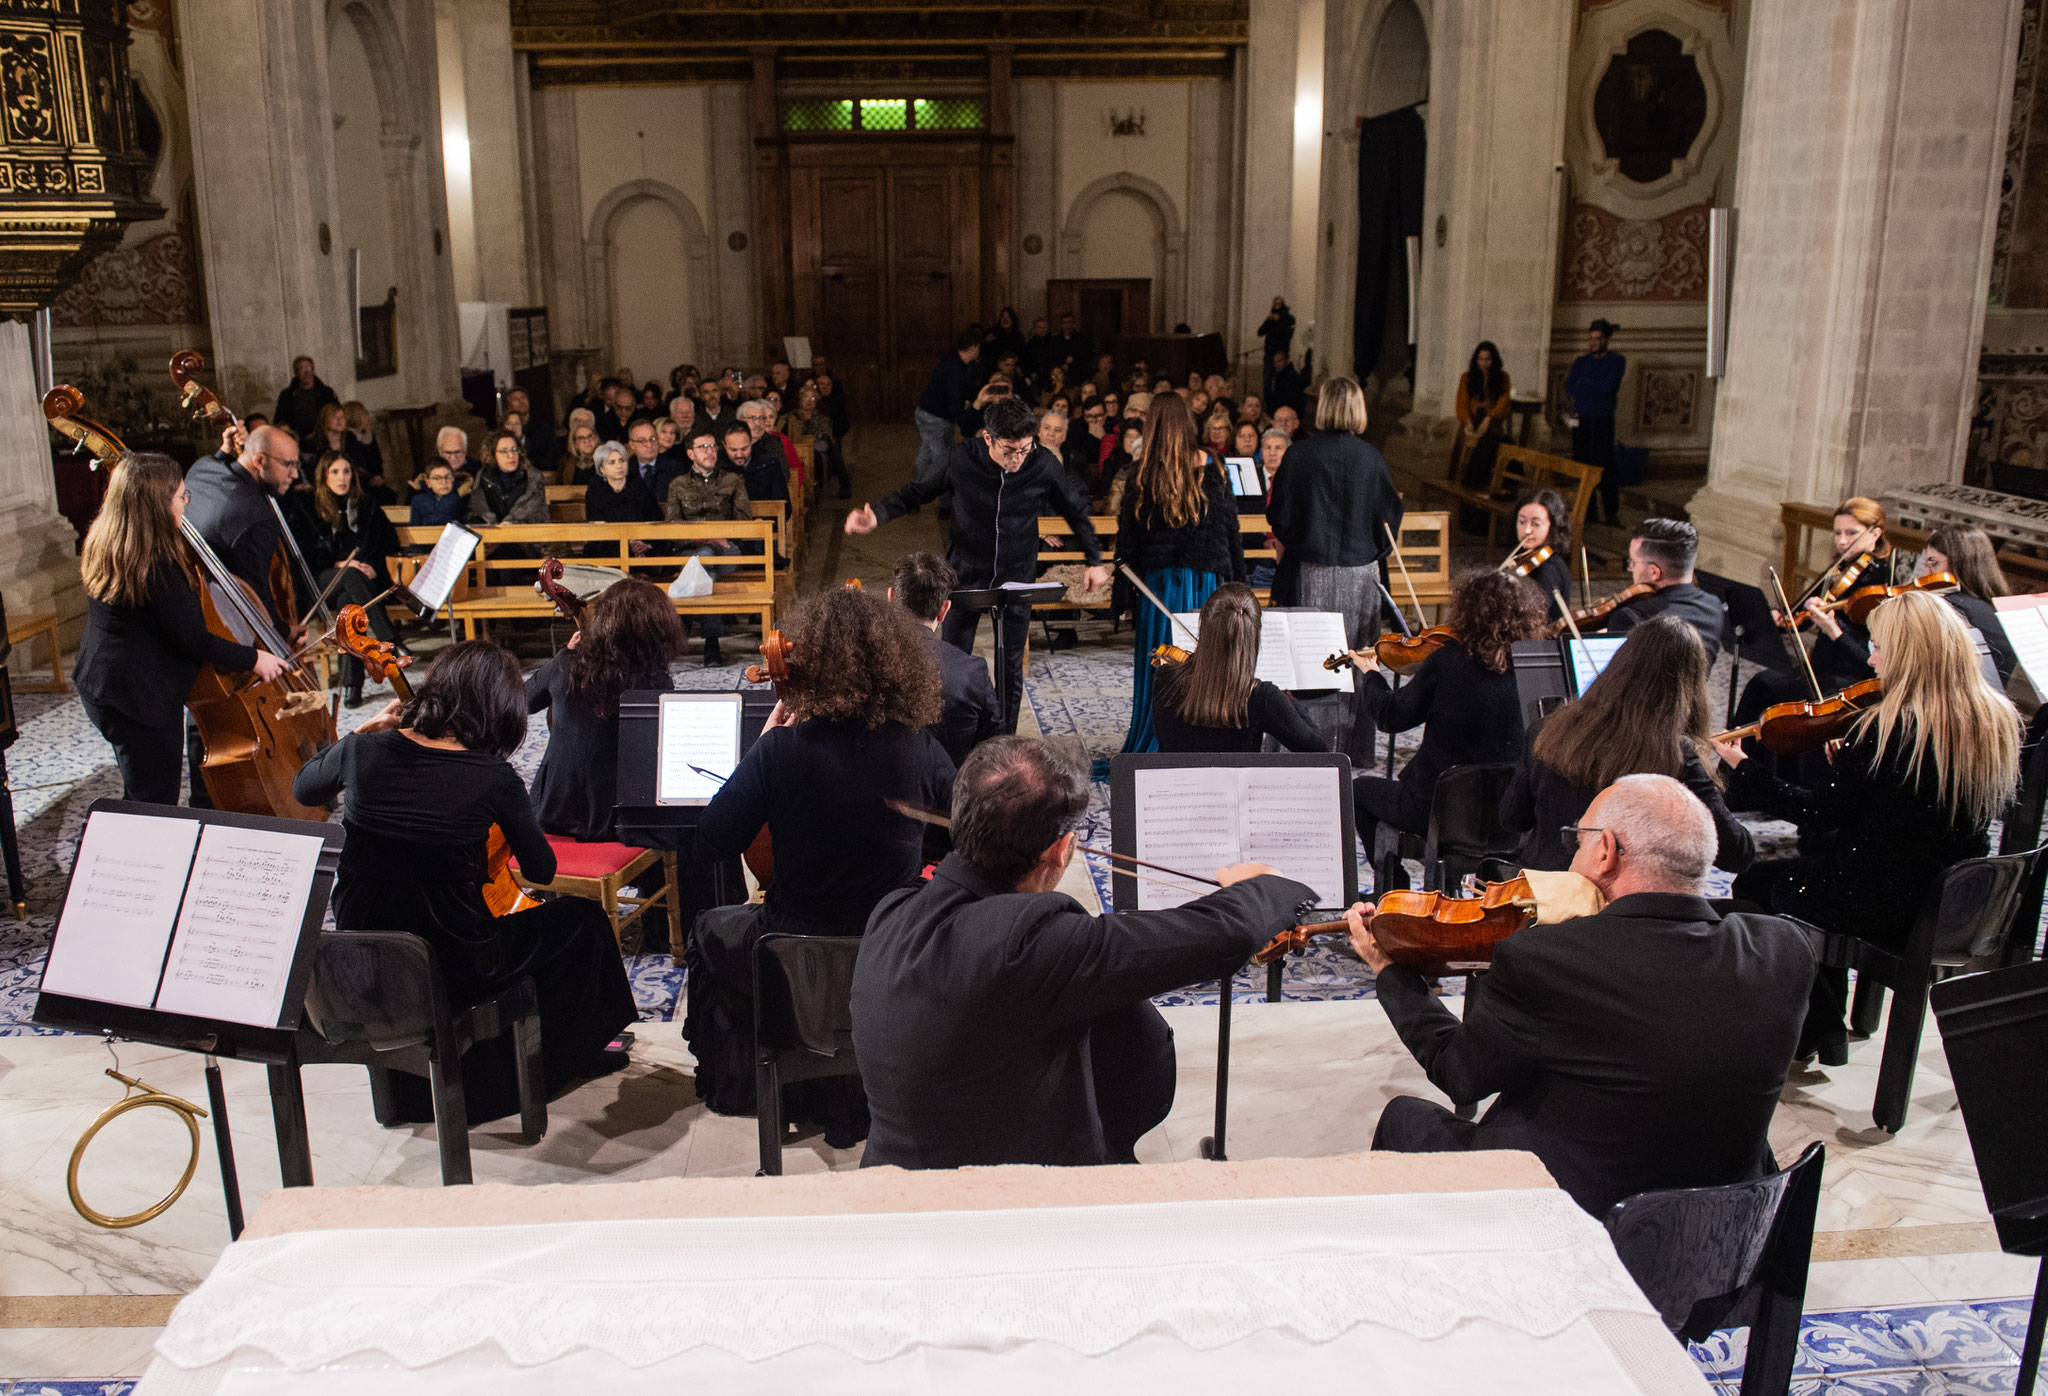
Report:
343,685,364,709
702,639,723,668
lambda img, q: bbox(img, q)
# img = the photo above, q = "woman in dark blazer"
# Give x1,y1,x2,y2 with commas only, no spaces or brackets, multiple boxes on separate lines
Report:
1264,375,1404,644
74,454,289,803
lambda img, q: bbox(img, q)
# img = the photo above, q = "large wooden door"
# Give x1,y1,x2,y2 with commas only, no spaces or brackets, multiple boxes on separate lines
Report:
789,146,982,422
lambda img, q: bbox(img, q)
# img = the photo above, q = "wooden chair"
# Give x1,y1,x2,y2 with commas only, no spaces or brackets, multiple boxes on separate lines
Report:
510,836,681,949
6,610,66,693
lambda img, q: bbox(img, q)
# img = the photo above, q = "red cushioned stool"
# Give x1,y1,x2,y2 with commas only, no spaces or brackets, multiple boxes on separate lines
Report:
510,837,680,949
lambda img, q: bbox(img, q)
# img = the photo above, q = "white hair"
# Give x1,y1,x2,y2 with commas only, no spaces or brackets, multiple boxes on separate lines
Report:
591,441,628,470
1040,410,1068,427
1261,430,1290,450
1597,773,1716,892
435,425,468,452
737,399,770,422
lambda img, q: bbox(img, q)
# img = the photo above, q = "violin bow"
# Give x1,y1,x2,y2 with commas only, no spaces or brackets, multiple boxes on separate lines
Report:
1579,546,1593,610
1497,538,1525,574
1382,523,1425,632
883,800,1221,890
1553,588,1603,688
1766,566,1828,703
1115,564,1202,647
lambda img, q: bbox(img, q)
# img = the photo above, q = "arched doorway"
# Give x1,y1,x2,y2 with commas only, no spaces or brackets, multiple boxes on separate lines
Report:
584,179,717,391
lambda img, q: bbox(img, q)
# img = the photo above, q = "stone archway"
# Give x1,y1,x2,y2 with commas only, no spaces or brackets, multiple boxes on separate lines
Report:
584,179,718,374
1058,172,1186,331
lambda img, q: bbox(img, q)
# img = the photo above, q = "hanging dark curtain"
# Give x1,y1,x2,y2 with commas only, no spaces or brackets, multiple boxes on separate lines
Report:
1353,105,1427,380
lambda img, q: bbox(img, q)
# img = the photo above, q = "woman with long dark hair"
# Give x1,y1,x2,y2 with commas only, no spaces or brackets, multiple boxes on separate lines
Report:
293,641,636,1122
1454,341,1511,487
1501,616,1752,872
1154,583,1325,753
75,454,289,803
1339,569,1545,887
294,450,405,705
1510,487,1574,621
1718,591,2020,1063
467,428,549,526
1115,392,1243,753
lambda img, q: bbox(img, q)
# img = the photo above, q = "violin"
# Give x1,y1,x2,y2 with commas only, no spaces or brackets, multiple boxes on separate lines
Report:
1151,642,1191,668
331,606,533,915
1253,875,1536,975
534,557,586,632
1326,625,1457,674
1508,543,1554,578
1712,677,1882,755
1549,583,1653,637
1816,572,1956,628
1784,550,1874,632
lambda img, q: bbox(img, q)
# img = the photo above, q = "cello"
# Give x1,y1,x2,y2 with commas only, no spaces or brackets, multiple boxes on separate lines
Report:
43,389,337,819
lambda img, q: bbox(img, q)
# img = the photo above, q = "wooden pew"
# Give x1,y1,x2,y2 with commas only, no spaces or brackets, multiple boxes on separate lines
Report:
1414,444,1601,552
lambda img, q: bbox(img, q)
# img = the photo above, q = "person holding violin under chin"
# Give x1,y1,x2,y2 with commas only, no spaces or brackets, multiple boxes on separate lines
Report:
1715,591,2020,1066
1584,517,1723,659
1800,523,2016,688
1507,489,1574,622
1341,569,1545,889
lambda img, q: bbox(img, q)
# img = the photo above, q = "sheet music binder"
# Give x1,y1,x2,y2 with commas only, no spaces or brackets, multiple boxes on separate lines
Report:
1108,753,1357,913
32,800,342,1061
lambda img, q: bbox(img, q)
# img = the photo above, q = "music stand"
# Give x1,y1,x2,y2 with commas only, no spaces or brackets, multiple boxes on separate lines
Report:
612,687,777,906
950,582,1065,731
1931,959,2048,1392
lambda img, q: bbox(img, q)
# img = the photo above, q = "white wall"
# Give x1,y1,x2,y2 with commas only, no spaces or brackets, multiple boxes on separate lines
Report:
329,15,400,409
609,196,696,383
1055,81,1191,229
1079,188,1165,288
573,87,714,235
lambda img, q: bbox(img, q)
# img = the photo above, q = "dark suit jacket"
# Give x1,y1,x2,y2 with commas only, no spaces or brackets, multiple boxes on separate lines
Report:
74,559,259,729
1601,582,1724,661
1375,892,1816,1216
182,452,288,629
927,628,1001,766
853,856,1314,1168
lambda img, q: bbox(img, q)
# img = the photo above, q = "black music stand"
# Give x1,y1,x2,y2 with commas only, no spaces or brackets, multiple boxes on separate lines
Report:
951,582,1065,733
612,687,778,908
1931,959,2048,1393
33,801,344,1238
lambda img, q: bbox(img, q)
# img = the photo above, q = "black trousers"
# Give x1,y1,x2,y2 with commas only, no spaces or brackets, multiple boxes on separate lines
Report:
942,601,1029,734
1373,1093,1481,1155
1572,415,1618,522
82,700,184,805
1087,1000,1177,1163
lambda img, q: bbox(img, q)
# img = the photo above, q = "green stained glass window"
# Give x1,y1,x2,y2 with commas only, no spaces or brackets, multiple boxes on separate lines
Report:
782,99,853,132
858,99,907,131
913,98,984,130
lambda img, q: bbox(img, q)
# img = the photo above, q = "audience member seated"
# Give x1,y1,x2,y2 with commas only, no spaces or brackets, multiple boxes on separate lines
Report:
1502,617,1753,873
428,424,480,495
622,419,679,504
467,428,549,526
667,426,754,667
295,451,404,706
1360,773,1817,1217
723,413,788,506
1153,583,1326,754
682,588,957,1142
889,551,1002,767
794,382,850,499
408,461,466,528
293,641,636,1125
853,735,1316,1169
561,420,602,486
506,386,557,481
1452,340,1512,488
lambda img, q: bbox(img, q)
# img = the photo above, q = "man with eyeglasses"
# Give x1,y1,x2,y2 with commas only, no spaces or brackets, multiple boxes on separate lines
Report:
1351,773,1815,1218
184,422,303,636
846,395,1109,733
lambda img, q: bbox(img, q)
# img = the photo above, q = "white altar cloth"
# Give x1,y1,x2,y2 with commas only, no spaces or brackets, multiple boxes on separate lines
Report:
135,1185,1707,1395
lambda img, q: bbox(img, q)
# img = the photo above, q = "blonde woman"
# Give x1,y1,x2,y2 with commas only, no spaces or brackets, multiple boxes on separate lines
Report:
1715,590,2021,1064
1264,375,1404,643
74,454,289,802
562,420,602,486
1115,392,1243,753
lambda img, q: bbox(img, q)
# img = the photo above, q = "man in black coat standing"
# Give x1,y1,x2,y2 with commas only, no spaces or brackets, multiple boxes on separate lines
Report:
853,736,1319,1169
273,356,339,443
1359,773,1816,1217
846,396,1109,732
889,551,1002,767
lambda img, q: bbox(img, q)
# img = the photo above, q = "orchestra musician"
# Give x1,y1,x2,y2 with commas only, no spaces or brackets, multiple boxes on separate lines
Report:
1800,523,2016,688
1152,583,1326,754
1358,774,1816,1217
1588,517,1723,659
1509,488,1573,621
183,422,301,632
293,449,404,707
853,736,1323,1169
292,641,637,1124
1341,569,1546,888
1716,590,2020,1066
682,587,957,1142
1501,617,1753,873
888,551,1004,768
74,454,289,804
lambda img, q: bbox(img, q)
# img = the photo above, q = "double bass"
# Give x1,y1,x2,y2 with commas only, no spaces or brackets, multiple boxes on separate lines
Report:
42,389,336,819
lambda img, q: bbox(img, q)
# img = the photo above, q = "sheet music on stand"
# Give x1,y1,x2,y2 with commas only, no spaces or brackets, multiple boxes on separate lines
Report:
1994,594,2048,703
404,523,483,618
1109,753,1357,913
1171,608,1354,691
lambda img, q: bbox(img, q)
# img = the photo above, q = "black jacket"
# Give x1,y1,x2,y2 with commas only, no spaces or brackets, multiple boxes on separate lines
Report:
1153,671,1327,754
1359,641,1524,801
853,856,1314,1168
726,437,789,504
289,496,401,588
584,473,659,524
274,376,340,441
1265,431,1404,568
1114,459,1244,581
1601,582,1724,661
918,352,981,429
1376,893,1816,1216
874,437,1101,587
1500,723,1754,874
183,452,289,629
927,629,1003,767
75,559,260,730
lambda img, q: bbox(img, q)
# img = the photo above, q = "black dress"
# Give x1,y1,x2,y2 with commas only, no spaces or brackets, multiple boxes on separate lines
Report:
1352,641,1524,853
75,559,259,804
292,730,637,1123
525,654,666,841
1522,551,1573,623
584,475,658,524
1152,668,1327,754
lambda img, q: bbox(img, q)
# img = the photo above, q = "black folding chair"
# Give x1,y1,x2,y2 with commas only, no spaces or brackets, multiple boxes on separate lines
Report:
294,929,546,1185
1602,1142,1825,1396
1379,762,1520,895
752,931,863,1176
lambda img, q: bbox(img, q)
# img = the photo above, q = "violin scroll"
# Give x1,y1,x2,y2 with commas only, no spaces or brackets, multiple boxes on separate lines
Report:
744,630,792,685
332,604,412,697
534,557,586,629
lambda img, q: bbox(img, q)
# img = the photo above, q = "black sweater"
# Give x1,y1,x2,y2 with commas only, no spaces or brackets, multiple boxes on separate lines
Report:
584,474,658,524
75,559,260,729
873,437,1100,587
1358,641,1524,799
525,654,668,841
1153,669,1326,754
1114,459,1244,581
1265,431,1404,568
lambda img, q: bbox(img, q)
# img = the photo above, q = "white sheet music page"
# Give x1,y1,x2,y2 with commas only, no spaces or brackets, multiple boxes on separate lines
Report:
1993,595,2048,693
1132,767,1239,910
1249,613,1300,688
1282,611,1354,692
657,695,743,804
41,812,202,1008
408,524,482,613
1240,766,1348,909
153,825,324,1026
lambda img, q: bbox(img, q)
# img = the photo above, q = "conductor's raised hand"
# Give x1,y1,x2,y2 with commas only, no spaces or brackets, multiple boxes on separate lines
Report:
1343,901,1389,972
844,503,878,535
1215,862,1282,887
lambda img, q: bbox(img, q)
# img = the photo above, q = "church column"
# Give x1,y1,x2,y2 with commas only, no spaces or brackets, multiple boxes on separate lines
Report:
439,0,532,305
1404,1,1571,446
1235,0,1305,378
0,324,88,645
177,0,355,411
1690,0,2024,583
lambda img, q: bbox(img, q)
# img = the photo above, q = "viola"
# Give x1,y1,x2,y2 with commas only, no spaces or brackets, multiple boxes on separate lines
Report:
1820,571,1956,627
1253,875,1536,975
331,606,533,915
1550,583,1652,638
534,557,587,632
1712,677,1882,755
1785,550,1874,631
1509,543,1555,578
1326,625,1457,673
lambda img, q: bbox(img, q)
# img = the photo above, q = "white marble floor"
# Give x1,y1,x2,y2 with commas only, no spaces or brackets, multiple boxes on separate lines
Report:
1,993,2036,1378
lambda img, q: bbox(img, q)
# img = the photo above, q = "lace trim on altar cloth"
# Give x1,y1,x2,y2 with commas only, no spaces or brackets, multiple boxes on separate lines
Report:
153,1189,1659,1372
